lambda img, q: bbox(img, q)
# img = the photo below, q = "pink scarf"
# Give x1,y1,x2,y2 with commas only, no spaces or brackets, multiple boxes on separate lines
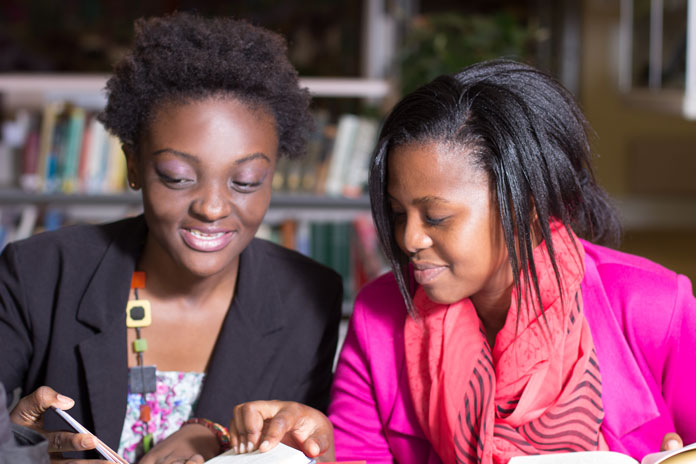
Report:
404,224,607,464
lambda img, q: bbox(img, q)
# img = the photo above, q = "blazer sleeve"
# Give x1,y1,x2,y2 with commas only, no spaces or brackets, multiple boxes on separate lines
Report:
329,292,395,464
294,278,343,414
662,273,696,444
0,244,33,396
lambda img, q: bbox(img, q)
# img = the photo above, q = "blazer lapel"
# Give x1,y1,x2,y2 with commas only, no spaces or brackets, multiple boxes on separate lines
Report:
581,257,660,439
195,239,287,424
76,218,144,449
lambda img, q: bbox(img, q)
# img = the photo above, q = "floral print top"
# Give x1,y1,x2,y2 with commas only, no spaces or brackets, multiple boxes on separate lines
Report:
118,370,205,463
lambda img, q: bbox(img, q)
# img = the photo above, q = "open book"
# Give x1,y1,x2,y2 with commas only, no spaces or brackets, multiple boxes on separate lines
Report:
205,442,314,464
509,442,696,464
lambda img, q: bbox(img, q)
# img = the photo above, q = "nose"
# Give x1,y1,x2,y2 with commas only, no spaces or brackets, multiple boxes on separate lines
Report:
399,215,433,256
189,182,233,222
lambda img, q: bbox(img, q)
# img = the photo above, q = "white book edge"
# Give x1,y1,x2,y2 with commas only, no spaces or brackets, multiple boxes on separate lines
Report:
205,442,314,464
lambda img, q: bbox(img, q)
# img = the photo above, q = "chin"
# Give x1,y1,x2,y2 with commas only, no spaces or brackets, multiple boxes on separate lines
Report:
179,255,235,279
423,287,468,305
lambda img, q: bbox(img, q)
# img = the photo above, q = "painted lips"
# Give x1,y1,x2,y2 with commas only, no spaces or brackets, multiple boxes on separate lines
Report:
181,228,234,252
412,263,447,285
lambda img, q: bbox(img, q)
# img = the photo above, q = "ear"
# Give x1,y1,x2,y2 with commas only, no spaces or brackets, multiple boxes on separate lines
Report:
123,144,140,190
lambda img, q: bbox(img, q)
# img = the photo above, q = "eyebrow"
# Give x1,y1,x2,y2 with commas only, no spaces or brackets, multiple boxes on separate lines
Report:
386,194,451,206
151,148,272,165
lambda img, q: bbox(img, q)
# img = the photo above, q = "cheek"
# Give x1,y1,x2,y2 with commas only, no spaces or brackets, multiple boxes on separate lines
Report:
392,222,407,253
143,188,186,218
236,191,272,226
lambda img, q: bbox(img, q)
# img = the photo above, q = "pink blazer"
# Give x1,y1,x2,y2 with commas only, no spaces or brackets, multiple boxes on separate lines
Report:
329,240,696,463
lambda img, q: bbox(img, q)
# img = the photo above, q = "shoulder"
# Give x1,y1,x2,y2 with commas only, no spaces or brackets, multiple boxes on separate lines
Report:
351,272,408,333
3,216,143,270
7,216,142,255
582,240,684,304
355,271,404,308
581,239,695,344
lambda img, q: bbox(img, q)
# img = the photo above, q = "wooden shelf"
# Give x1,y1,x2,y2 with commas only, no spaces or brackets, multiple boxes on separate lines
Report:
614,195,696,230
0,74,391,109
0,189,371,220
0,189,142,205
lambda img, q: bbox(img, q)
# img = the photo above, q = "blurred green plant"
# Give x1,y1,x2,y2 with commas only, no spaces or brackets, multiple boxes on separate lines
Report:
398,12,535,95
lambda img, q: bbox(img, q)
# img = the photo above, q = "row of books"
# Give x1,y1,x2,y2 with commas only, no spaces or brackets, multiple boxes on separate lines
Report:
3,104,127,194
257,215,387,309
273,111,380,197
0,103,380,197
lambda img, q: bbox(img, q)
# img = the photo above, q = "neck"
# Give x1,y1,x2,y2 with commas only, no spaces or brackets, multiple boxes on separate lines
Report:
137,237,239,306
471,283,513,349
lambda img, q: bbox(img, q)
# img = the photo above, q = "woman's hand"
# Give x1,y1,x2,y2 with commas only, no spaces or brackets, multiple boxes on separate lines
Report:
137,424,221,464
661,432,684,451
10,385,101,462
229,400,335,461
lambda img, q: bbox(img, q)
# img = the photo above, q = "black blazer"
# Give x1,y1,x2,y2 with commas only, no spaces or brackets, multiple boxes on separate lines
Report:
0,215,342,455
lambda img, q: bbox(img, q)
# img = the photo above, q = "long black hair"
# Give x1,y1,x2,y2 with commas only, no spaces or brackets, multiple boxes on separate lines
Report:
369,59,621,316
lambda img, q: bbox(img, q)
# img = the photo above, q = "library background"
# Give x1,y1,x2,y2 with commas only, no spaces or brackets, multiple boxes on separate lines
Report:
1,0,695,316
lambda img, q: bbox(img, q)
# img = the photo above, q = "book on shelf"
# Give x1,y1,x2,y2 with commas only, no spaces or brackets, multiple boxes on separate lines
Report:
5,101,127,194
324,114,359,196
341,116,378,198
509,442,696,464
272,111,377,198
257,216,386,308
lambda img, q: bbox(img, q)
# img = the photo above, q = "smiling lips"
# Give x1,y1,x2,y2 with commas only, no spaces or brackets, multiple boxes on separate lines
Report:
181,227,234,252
412,262,447,285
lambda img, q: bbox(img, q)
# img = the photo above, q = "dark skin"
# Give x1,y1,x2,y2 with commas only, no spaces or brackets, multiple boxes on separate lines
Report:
221,141,687,458
129,96,279,464
11,95,280,464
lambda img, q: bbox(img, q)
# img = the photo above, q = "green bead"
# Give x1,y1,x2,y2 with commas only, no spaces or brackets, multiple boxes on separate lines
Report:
143,433,154,452
133,338,148,353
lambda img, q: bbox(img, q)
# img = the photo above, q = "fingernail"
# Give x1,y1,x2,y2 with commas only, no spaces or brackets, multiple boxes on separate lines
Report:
56,394,73,405
667,439,680,450
309,441,320,456
233,445,238,454
259,441,270,452
81,436,96,448
247,441,253,452
239,442,246,454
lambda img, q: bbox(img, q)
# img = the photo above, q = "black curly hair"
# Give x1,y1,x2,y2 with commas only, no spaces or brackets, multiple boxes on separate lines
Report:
99,12,312,159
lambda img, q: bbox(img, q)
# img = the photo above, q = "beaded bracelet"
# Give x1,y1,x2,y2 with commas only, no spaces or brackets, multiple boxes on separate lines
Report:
182,417,232,453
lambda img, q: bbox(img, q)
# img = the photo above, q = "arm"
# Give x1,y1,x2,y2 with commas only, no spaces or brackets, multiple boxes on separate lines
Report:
294,278,343,414
0,244,34,392
328,294,394,464
662,274,696,444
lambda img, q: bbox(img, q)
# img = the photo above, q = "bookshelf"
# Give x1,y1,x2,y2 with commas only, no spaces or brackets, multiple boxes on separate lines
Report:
0,73,382,224
0,74,387,312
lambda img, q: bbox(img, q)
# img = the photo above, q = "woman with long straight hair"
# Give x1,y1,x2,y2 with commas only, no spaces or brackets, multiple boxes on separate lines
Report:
225,60,696,464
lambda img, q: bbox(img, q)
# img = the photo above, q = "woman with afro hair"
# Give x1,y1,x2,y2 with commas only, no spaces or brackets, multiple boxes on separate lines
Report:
0,12,342,464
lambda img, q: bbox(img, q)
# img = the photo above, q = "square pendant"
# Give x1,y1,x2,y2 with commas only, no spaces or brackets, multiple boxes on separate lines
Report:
129,366,156,393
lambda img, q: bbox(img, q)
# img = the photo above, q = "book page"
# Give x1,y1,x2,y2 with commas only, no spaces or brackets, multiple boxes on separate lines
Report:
205,442,314,464
642,442,696,464
509,451,638,464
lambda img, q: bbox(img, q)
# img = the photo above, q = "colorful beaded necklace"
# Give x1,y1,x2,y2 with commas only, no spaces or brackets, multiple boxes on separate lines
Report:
127,271,156,453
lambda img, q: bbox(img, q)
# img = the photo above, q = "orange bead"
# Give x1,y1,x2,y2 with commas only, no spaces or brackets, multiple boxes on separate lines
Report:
131,271,146,289
139,404,151,422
